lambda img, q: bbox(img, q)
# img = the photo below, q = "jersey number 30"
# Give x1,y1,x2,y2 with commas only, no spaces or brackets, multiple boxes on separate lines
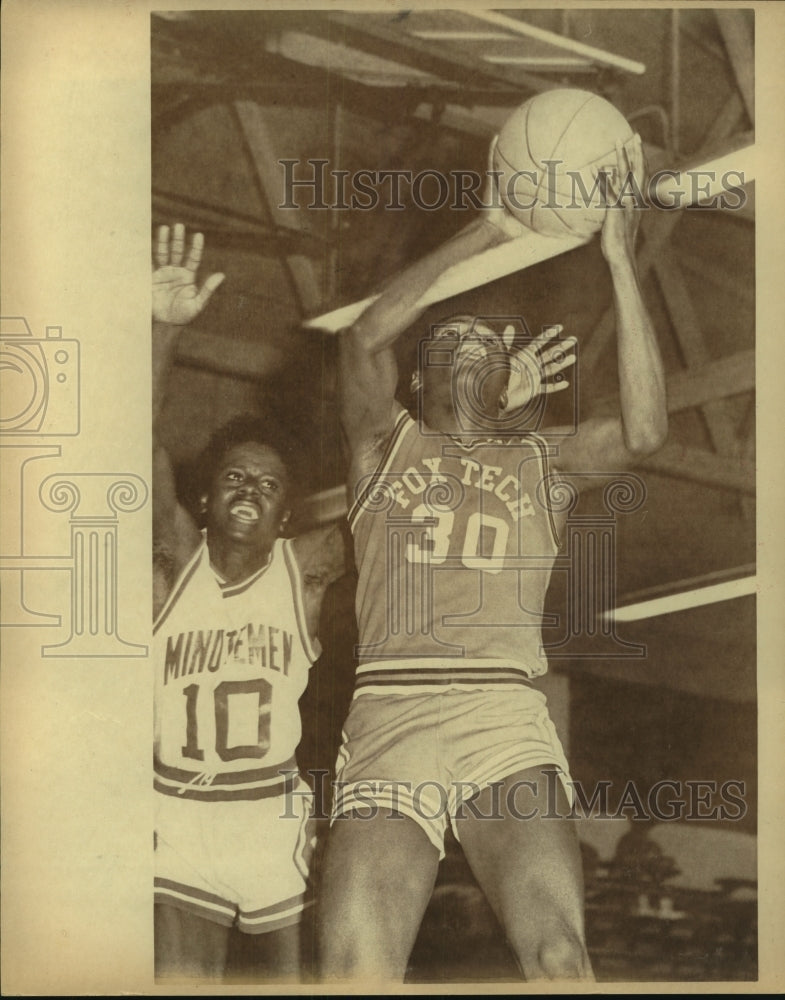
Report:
405,507,509,574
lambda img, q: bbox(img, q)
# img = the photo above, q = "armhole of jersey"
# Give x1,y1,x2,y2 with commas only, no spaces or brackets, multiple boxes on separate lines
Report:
347,406,412,532
527,432,562,552
281,538,322,663
153,541,205,636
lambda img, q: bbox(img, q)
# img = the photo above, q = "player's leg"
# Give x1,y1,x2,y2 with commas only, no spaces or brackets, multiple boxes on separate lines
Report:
229,784,315,981
458,765,592,980
265,922,301,977
225,921,302,982
154,799,235,981
318,810,440,982
154,902,230,981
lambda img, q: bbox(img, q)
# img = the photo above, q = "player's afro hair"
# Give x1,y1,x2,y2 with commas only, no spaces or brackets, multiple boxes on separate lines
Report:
197,413,303,500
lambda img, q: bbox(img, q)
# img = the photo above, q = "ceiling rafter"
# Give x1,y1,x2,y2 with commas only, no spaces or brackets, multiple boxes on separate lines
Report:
642,442,754,495
590,350,754,419
232,99,324,315
150,10,756,511
465,8,646,75
715,9,754,125
677,252,754,308
652,255,742,456
321,12,556,97
581,93,749,376
174,327,287,381
152,188,329,255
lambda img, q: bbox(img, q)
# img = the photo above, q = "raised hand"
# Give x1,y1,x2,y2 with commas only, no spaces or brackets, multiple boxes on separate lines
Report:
483,135,535,242
503,325,577,412
596,133,647,267
152,223,225,325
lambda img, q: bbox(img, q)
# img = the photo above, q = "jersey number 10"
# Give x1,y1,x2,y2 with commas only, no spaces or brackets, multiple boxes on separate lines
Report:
181,678,272,762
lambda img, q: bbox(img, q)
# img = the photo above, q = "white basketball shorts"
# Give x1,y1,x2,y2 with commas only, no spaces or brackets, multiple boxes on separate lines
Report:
154,776,315,934
331,685,573,858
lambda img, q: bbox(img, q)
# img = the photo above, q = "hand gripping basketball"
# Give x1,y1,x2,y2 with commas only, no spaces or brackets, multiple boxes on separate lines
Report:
594,134,647,265
492,88,636,239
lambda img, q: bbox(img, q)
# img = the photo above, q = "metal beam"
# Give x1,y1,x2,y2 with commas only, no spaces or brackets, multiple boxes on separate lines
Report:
152,189,329,256
232,100,323,315
152,78,520,111
679,17,726,62
642,442,755,494
305,227,588,334
670,9,681,155
268,30,439,85
306,138,756,336
482,56,596,73
608,573,756,622
698,91,746,148
661,351,755,412
590,350,755,417
410,101,496,139
324,12,555,96
715,9,755,125
678,252,754,308
466,9,646,75
613,563,756,607
581,95,748,375
174,328,287,381
652,254,741,454
410,30,512,41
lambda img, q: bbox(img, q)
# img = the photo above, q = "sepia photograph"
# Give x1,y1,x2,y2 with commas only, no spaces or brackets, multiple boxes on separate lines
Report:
2,2,784,994
149,6,758,987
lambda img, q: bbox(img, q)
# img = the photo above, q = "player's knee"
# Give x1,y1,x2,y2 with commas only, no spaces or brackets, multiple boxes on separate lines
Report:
538,930,590,979
320,923,404,982
513,925,591,981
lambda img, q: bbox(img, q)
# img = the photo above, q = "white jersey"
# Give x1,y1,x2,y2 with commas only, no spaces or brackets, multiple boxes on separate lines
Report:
153,534,319,802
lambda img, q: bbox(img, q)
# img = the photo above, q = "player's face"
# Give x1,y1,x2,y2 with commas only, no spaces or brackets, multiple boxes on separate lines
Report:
203,442,291,547
423,323,510,417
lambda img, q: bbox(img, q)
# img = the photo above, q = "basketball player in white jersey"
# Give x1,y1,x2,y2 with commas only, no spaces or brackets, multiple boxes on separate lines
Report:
151,224,345,982
319,136,667,981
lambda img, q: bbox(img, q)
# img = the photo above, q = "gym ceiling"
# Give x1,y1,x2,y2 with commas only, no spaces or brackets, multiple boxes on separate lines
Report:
151,8,756,707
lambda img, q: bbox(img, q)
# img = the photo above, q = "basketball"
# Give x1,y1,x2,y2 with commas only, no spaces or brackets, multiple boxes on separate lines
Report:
493,89,635,239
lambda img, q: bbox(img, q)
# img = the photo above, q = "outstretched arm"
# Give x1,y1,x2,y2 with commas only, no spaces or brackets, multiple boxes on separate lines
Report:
152,224,225,612
153,224,225,423
555,135,667,473
340,150,534,480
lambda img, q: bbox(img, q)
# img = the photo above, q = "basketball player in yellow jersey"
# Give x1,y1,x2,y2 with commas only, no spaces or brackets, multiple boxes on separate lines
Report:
151,225,345,982
319,136,667,982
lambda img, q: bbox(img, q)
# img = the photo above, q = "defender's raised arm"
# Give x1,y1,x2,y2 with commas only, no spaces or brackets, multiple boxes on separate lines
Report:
152,224,225,612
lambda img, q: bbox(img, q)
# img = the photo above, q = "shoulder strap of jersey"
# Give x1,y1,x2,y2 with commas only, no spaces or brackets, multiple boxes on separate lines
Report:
524,431,562,551
347,406,414,531
281,537,322,662
153,538,207,635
